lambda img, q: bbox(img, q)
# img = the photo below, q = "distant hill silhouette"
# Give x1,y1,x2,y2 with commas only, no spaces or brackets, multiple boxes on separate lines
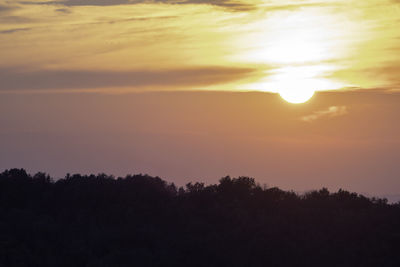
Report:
0,168,399,266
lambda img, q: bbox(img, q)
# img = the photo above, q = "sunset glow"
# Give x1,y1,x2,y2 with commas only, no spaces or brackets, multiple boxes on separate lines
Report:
1,0,398,95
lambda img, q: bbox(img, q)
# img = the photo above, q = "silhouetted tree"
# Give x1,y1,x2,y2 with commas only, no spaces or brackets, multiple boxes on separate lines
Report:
0,168,399,267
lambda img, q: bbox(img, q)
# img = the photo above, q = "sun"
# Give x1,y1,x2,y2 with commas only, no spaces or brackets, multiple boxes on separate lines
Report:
231,8,348,104
279,87,315,104
270,66,318,104
268,66,330,104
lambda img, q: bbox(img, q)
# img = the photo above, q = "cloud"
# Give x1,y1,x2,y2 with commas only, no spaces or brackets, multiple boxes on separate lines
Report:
0,3,18,13
0,66,257,92
17,0,329,12
55,7,71,13
0,28,31,34
0,15,35,23
19,0,255,11
301,106,348,122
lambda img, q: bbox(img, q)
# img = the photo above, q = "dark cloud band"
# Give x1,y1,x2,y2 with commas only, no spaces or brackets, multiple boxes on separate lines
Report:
19,0,254,11
0,67,257,91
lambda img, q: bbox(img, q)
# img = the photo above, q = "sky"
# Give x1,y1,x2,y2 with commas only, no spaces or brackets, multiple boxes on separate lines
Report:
1,0,400,200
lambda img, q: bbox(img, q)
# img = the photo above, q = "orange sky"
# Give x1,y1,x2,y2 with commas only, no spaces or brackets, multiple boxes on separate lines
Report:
0,0,400,200
1,0,400,94
1,90,399,201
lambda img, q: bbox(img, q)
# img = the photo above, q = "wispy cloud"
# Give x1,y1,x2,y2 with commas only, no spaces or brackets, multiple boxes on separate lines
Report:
0,27,31,34
19,0,256,11
55,8,72,13
3,0,400,94
0,3,18,14
0,66,257,92
301,106,348,122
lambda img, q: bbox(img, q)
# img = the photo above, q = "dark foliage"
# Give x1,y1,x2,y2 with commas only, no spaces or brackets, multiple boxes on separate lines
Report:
0,169,399,267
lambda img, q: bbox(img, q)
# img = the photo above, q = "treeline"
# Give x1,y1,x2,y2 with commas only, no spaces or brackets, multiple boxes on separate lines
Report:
0,168,399,267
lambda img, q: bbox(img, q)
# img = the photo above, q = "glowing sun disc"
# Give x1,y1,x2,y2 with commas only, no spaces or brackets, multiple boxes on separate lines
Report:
279,87,315,104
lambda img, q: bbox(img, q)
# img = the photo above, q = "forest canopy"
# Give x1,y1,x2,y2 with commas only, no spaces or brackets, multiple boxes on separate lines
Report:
0,169,399,267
